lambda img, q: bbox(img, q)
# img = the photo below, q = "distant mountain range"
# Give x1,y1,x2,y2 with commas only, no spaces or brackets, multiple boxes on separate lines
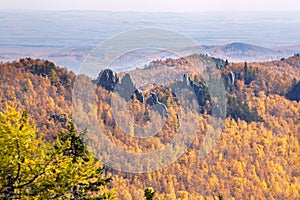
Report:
0,11,300,72
203,43,300,62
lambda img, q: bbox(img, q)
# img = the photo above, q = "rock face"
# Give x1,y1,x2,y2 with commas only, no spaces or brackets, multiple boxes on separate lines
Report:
183,74,190,86
146,92,159,106
93,69,213,115
132,89,144,103
94,70,145,103
94,69,118,91
115,73,136,101
182,74,211,107
146,92,168,117
115,74,144,103
227,71,235,86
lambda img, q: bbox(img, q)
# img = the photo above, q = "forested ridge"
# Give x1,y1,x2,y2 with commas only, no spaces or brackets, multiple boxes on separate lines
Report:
0,54,299,199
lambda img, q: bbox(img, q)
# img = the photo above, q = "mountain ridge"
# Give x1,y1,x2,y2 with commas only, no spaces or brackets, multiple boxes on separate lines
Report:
203,42,300,62
1,42,300,72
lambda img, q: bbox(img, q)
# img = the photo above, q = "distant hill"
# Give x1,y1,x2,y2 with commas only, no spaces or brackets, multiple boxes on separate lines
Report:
203,42,300,62
273,45,300,54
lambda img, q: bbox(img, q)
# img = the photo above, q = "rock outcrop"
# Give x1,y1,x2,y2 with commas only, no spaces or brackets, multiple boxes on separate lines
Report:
94,69,118,91
146,92,168,117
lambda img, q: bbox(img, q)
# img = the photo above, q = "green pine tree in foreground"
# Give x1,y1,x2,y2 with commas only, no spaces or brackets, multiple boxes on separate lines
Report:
0,107,115,199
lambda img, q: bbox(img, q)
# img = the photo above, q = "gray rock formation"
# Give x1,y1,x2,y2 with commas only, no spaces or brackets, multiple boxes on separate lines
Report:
94,69,118,91
146,92,168,117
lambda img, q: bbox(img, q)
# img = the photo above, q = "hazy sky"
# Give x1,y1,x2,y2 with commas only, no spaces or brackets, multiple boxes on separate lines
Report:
1,0,300,12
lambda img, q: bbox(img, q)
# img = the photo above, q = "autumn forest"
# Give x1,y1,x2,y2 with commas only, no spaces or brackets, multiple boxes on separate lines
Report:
0,53,300,199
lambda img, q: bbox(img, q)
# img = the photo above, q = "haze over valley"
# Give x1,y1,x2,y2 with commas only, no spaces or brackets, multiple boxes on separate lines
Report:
1,11,300,72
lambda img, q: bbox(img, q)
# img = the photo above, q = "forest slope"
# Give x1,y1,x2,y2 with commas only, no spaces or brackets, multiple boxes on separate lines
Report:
0,55,299,199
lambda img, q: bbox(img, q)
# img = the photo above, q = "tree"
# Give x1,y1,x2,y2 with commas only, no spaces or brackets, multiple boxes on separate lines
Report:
226,95,263,123
144,187,155,200
0,107,115,199
216,195,223,200
286,79,300,102
49,68,59,86
244,62,256,85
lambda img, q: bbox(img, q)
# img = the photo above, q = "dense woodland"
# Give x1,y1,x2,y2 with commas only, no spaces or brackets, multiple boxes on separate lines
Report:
0,54,299,199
